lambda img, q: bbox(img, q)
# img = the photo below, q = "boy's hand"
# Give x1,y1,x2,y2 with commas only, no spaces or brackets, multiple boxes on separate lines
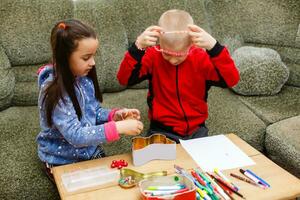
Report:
188,24,217,50
136,26,162,49
113,108,141,121
116,120,144,136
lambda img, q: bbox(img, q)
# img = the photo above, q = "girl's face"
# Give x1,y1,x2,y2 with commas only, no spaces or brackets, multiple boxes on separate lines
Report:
69,37,99,77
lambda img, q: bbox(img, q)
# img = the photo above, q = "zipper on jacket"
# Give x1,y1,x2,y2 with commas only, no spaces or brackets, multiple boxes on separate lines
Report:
175,65,189,135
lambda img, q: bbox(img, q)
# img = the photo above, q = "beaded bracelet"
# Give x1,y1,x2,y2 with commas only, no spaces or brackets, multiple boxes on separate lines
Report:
160,30,188,34
153,46,191,57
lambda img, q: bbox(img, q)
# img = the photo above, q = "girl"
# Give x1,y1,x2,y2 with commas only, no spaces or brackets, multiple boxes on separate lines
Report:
36,19,143,180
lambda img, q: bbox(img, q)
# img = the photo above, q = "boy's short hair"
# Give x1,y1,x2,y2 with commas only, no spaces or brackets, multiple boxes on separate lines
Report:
158,9,194,51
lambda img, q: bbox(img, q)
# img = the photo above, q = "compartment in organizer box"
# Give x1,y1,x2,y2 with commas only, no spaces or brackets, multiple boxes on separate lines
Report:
139,175,196,200
61,166,119,192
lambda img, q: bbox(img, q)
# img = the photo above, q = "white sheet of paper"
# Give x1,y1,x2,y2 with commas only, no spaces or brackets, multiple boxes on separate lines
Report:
180,134,255,172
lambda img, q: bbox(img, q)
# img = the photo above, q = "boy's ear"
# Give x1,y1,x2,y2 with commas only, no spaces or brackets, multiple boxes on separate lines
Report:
188,37,193,46
157,37,161,45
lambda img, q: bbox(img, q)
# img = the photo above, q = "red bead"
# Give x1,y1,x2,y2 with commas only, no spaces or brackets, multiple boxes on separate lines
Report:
117,165,123,169
111,163,116,168
119,160,125,165
111,159,128,169
112,160,118,164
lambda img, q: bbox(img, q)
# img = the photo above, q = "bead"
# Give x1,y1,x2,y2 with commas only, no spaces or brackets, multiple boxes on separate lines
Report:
117,165,123,169
111,159,128,169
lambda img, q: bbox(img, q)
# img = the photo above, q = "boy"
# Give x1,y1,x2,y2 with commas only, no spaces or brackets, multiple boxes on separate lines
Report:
117,10,239,143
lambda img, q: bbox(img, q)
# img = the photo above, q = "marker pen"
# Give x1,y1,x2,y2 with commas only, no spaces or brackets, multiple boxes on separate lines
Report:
246,169,270,188
146,184,185,191
240,169,267,189
214,168,240,191
144,188,189,196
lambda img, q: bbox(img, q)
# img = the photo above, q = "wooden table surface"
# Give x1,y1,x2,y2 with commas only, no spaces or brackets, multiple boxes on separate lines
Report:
53,134,300,200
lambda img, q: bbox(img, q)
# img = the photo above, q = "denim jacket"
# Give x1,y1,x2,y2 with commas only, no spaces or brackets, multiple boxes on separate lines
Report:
36,65,118,165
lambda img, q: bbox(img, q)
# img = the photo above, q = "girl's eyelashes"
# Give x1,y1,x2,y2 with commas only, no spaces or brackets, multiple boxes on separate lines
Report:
82,52,97,61
82,55,92,61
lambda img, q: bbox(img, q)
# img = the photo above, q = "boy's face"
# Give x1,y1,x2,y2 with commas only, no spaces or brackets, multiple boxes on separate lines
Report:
69,37,99,77
160,42,189,66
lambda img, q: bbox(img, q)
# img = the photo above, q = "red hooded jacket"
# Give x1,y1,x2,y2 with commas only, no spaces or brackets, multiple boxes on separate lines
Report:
117,42,239,136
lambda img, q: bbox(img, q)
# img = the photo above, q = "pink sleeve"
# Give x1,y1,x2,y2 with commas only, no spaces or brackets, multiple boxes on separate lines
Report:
104,121,120,142
108,108,120,121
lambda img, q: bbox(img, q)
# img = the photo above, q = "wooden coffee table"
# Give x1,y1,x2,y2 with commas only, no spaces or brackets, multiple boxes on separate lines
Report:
52,134,300,200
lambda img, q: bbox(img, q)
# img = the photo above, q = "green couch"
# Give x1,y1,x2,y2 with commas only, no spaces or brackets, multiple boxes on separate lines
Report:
0,0,299,199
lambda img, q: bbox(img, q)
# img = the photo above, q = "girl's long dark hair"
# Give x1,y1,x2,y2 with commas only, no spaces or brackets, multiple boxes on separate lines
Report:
44,19,102,126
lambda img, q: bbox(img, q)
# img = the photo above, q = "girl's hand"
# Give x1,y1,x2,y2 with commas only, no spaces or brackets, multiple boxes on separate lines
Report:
188,24,217,50
113,108,141,121
135,26,162,49
116,120,144,136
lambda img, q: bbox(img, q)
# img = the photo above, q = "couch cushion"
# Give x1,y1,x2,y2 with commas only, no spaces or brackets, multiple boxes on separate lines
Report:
0,45,14,110
207,88,266,151
12,65,40,83
239,0,300,48
0,0,73,65
285,63,300,87
0,0,73,66
232,46,289,95
12,82,38,106
244,44,300,87
205,0,300,49
265,115,300,178
238,86,300,124
0,107,59,200
74,0,128,92
247,44,300,66
204,0,244,53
